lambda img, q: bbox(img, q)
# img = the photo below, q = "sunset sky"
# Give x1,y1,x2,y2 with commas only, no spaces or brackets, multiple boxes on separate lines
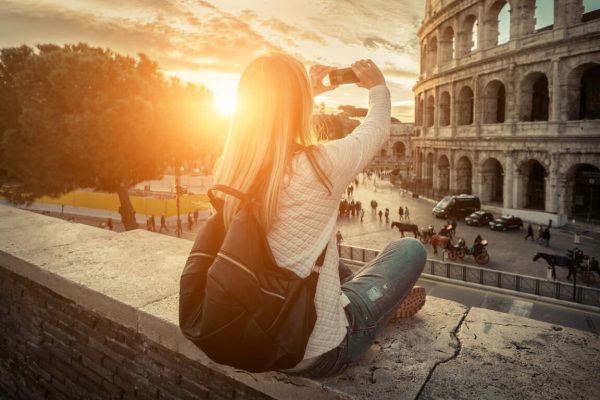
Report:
2,1,598,122
0,0,424,121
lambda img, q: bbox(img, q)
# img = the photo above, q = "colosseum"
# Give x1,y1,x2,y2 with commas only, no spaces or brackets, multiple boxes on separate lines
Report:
411,0,600,226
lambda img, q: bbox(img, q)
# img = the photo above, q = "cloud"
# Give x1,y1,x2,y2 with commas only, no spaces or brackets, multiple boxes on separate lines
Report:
0,1,284,73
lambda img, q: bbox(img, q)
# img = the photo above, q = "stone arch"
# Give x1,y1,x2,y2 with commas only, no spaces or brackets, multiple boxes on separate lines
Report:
481,158,504,203
426,95,435,127
520,72,549,121
417,96,424,126
483,80,506,123
440,26,455,64
533,0,554,31
521,159,546,210
426,152,435,184
565,163,600,220
429,36,438,71
567,63,600,120
393,141,406,159
438,155,450,194
484,1,512,48
439,91,451,126
460,14,478,56
457,86,474,125
456,156,473,194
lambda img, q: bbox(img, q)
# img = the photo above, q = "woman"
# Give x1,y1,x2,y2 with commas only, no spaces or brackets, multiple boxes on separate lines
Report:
213,53,426,378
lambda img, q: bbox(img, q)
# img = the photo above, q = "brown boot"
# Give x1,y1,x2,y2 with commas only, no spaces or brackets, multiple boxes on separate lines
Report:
392,286,426,320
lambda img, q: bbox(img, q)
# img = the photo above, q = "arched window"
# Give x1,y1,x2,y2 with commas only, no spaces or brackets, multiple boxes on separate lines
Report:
439,91,451,126
417,97,424,126
579,65,600,119
441,26,455,64
461,15,478,55
486,1,511,48
535,0,555,31
567,63,600,120
457,86,474,125
483,80,506,123
429,36,438,71
520,72,549,121
426,95,435,127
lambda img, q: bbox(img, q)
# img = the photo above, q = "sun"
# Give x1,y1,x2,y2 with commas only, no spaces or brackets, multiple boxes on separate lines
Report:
215,93,237,115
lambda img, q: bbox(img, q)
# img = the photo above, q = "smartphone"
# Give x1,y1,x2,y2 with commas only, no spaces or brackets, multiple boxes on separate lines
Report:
328,68,359,85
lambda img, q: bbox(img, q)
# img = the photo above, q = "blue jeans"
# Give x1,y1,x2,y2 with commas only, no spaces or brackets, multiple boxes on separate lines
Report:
292,238,426,378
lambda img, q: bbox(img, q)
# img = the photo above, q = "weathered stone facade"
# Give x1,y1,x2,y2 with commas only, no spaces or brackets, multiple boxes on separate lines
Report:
412,0,600,225
370,122,413,174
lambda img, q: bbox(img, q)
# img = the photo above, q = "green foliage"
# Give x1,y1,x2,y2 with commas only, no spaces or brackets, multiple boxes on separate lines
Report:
0,43,218,207
337,104,368,118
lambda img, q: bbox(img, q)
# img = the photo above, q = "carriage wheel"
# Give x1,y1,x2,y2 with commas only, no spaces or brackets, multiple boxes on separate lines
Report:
475,252,490,265
447,250,457,261
457,248,466,259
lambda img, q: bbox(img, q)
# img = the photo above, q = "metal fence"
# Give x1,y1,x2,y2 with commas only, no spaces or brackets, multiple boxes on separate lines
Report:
339,244,600,308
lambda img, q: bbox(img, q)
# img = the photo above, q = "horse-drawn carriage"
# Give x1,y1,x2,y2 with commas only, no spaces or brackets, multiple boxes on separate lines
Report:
533,248,599,283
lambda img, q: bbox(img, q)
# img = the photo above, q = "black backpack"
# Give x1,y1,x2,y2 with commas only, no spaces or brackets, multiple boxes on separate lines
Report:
178,184,326,372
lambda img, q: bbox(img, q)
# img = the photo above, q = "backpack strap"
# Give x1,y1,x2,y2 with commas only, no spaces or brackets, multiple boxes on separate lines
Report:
208,184,248,211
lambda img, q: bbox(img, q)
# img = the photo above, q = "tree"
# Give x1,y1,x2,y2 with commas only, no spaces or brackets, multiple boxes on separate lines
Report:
0,44,216,230
337,105,368,118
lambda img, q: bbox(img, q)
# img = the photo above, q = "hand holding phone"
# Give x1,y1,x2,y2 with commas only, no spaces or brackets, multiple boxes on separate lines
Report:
328,68,359,86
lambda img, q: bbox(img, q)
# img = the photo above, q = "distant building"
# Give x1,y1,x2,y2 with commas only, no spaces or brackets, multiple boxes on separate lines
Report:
370,122,414,176
412,0,600,225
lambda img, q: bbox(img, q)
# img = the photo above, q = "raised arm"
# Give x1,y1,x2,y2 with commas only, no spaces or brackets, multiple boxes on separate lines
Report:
317,60,391,195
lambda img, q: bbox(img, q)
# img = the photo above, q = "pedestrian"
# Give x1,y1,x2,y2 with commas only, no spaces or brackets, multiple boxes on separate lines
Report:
544,227,551,247
371,199,377,214
176,218,182,236
360,208,365,223
193,208,199,224
537,225,544,244
107,217,113,231
146,218,152,231
405,206,410,221
187,212,193,231
451,218,457,236
378,209,383,222
385,208,390,223
150,215,156,232
336,230,343,256
195,54,426,377
398,206,404,221
159,215,169,232
524,223,534,241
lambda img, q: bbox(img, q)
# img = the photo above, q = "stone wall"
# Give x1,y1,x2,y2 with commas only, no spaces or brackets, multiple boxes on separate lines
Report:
0,267,266,400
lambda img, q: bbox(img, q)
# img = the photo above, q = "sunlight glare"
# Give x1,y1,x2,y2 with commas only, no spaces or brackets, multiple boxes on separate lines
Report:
215,92,237,115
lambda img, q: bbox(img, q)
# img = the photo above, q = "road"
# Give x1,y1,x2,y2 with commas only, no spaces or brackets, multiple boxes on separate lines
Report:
336,175,600,288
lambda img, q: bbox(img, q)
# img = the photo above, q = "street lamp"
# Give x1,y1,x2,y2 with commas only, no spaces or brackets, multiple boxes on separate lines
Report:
175,165,185,238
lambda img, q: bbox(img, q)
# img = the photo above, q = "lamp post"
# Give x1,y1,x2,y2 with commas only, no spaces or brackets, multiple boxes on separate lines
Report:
175,165,185,238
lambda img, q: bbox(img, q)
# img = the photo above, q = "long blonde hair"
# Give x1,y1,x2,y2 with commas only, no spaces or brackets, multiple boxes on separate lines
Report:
213,52,331,230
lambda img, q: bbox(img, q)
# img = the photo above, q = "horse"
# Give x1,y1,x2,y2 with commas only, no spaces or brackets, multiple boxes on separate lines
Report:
430,234,452,255
533,252,574,280
391,221,420,238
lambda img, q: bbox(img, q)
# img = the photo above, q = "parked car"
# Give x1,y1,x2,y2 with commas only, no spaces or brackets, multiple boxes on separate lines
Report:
489,215,524,231
465,211,495,226
432,195,481,218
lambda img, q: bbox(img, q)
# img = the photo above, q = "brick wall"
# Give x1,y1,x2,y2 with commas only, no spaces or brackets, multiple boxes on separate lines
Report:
0,267,272,400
